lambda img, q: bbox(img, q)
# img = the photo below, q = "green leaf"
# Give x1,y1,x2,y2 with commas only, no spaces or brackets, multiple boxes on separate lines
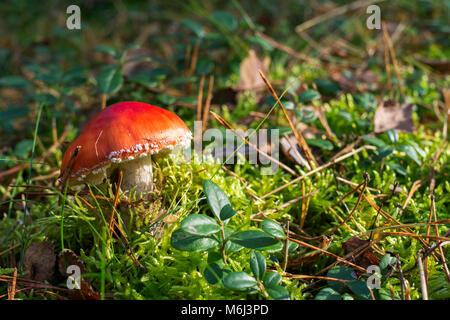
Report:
266,285,290,300
353,93,376,109
34,93,57,104
263,272,281,287
196,58,214,76
246,34,273,51
170,229,219,252
327,266,356,292
386,162,407,176
124,43,140,52
180,214,220,236
299,89,321,102
181,19,205,38
288,241,299,252
124,56,152,64
314,78,341,96
212,11,237,31
342,293,355,300
363,136,386,148
14,140,34,159
338,110,352,122
203,180,233,223
204,262,222,285
96,65,123,94
223,272,257,292
176,96,198,105
259,241,284,253
377,145,394,159
0,268,16,275
347,280,371,300
261,219,286,240
268,125,292,136
207,251,222,264
0,76,30,88
397,144,421,165
356,118,372,128
407,141,426,158
0,106,29,132
169,77,197,86
138,68,170,79
222,227,243,253
385,129,398,143
219,204,237,221
204,262,230,285
229,230,280,250
294,108,318,123
156,93,177,105
315,287,342,300
128,75,159,88
282,101,295,110
250,251,266,280
94,45,117,56
376,288,394,300
62,67,86,85
428,273,450,299
379,253,396,275
305,138,334,151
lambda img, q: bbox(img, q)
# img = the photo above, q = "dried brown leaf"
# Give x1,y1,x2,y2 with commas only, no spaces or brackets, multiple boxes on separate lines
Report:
23,241,56,283
330,69,379,93
280,135,309,167
416,57,450,74
342,237,380,270
58,249,88,279
374,101,415,133
236,49,270,100
67,279,101,300
58,249,100,300
280,120,319,167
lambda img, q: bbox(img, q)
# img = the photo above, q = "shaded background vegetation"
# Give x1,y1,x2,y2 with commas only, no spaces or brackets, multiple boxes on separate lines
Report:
0,0,449,300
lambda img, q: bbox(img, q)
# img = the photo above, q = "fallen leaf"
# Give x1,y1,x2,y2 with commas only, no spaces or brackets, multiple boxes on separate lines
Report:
330,72,357,92
280,121,320,167
280,135,309,167
342,237,380,271
23,241,56,283
58,249,100,300
68,278,101,300
58,249,88,280
329,68,379,93
356,70,379,85
416,57,450,74
236,49,270,101
388,184,405,194
374,101,415,133
210,87,238,106
207,143,272,166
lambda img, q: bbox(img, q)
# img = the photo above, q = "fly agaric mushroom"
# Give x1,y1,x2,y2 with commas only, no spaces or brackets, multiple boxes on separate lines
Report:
60,101,192,194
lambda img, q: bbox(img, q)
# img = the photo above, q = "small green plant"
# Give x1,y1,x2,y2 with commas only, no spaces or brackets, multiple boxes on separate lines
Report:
363,129,426,176
94,44,151,95
170,179,289,300
315,253,398,300
219,251,289,300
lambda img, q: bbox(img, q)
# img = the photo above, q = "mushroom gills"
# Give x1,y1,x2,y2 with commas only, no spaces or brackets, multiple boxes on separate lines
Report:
118,155,154,194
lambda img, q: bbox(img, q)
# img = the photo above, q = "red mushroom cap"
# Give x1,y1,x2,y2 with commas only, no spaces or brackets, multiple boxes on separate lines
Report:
60,101,192,183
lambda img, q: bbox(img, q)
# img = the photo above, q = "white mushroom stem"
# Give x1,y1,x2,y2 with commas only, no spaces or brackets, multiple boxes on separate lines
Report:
118,156,154,194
